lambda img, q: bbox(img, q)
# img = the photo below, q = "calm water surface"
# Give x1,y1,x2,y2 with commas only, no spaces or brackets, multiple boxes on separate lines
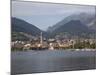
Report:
11,50,96,75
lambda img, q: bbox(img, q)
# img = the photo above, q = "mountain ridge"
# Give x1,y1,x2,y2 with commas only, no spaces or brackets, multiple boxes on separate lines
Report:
47,13,96,33
11,17,42,36
11,15,96,41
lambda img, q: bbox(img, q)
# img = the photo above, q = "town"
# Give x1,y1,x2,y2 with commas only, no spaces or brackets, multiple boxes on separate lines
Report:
11,32,96,51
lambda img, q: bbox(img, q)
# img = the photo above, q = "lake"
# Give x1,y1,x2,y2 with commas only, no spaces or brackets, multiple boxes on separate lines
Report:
11,50,96,75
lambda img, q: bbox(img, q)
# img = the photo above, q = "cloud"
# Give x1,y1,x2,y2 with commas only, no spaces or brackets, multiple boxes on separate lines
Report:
12,1,95,16
12,1,96,30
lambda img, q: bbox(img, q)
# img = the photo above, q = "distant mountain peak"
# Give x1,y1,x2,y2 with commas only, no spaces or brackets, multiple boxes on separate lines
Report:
47,12,96,32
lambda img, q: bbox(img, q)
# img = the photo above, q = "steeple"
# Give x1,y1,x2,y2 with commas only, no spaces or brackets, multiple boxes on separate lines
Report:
40,32,43,45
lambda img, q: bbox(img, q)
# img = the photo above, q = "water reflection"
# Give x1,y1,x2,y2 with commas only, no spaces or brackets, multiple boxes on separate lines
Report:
11,50,96,75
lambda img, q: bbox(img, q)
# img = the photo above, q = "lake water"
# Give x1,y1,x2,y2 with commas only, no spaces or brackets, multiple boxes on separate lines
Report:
11,50,96,75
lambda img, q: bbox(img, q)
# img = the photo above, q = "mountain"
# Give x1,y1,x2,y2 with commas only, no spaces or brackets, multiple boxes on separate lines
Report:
11,14,96,40
11,32,32,41
11,17,48,41
11,17,42,36
47,13,96,32
50,20,95,38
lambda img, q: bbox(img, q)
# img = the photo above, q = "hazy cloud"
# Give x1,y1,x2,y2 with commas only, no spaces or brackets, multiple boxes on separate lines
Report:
12,1,96,30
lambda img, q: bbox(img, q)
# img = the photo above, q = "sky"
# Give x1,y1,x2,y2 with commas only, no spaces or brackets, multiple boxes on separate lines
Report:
12,1,96,31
